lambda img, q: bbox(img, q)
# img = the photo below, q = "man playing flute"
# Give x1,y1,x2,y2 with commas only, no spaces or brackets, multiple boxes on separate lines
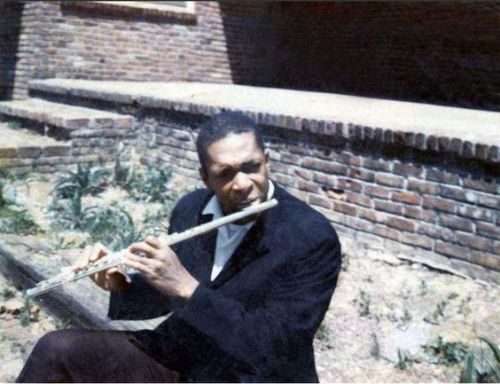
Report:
17,111,342,383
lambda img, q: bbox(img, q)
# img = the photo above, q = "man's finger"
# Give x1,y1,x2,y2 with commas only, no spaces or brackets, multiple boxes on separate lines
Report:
128,242,158,258
89,243,109,263
123,256,155,277
144,236,161,250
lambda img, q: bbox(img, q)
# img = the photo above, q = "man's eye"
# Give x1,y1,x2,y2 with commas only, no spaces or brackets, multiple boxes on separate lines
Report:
242,163,261,173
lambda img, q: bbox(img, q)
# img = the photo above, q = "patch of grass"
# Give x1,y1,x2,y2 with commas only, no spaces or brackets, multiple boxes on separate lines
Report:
7,120,22,130
81,204,142,251
315,322,330,341
19,298,39,327
396,348,415,370
357,290,371,317
460,336,500,383
422,336,469,367
121,164,173,203
53,164,109,199
424,293,459,325
47,191,85,229
1,288,15,299
0,205,40,235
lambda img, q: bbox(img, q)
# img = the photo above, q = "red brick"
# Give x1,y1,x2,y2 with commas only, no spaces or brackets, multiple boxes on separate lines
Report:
462,176,497,193
401,233,433,250
348,167,375,182
313,173,336,188
374,199,403,215
469,252,500,271
297,180,320,193
457,204,494,222
333,201,357,216
17,146,42,158
362,157,391,171
358,208,378,222
393,162,423,177
440,214,474,232
308,194,332,209
373,226,400,241
335,152,362,167
375,173,404,188
274,173,295,187
426,169,459,185
403,206,436,222
337,178,363,192
422,196,456,213
0,148,17,158
346,192,372,208
435,241,470,261
281,153,301,165
392,191,422,205
365,185,391,199
344,216,372,232
439,185,476,203
476,222,500,240
42,145,70,157
293,168,312,180
386,216,415,232
407,178,439,195
477,194,498,209
302,157,348,175
456,233,493,252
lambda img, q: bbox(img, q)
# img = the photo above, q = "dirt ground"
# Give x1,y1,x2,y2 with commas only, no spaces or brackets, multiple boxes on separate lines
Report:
0,175,498,382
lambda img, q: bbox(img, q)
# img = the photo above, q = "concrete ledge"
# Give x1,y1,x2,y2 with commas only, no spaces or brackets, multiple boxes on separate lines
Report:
0,234,165,330
30,79,500,162
0,98,134,132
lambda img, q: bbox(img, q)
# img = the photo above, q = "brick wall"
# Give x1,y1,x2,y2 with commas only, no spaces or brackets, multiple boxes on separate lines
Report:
0,1,23,100
6,2,500,111
133,108,499,282
222,2,500,112
11,1,232,99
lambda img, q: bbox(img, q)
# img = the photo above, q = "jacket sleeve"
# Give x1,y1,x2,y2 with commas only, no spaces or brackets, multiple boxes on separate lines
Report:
108,197,190,320
172,235,341,375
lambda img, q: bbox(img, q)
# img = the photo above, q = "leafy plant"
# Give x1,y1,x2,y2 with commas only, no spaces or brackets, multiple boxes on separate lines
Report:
396,348,414,370
357,290,371,317
0,205,39,235
53,164,109,199
121,164,173,203
142,199,177,235
7,120,22,130
47,191,85,229
315,322,330,341
422,336,469,367
460,336,500,383
81,204,142,251
19,298,38,327
2,288,15,299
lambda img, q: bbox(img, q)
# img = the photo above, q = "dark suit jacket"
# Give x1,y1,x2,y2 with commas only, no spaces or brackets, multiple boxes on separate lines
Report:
108,184,341,382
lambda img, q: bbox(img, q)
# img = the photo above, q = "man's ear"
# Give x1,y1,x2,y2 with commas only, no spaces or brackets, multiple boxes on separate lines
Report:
199,167,211,190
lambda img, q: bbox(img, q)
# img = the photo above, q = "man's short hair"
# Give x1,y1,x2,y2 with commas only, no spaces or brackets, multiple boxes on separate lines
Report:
196,111,266,170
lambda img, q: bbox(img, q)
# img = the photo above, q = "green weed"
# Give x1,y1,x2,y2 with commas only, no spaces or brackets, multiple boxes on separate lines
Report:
422,336,469,367
460,336,500,383
53,164,109,199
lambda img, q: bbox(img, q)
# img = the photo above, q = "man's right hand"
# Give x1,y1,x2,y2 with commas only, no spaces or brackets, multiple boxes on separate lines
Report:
69,243,132,292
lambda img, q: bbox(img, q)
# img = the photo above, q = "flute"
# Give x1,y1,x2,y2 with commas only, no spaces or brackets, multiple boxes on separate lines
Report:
26,198,278,298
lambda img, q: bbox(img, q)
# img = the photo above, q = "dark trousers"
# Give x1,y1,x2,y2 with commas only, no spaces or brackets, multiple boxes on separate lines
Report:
16,329,179,383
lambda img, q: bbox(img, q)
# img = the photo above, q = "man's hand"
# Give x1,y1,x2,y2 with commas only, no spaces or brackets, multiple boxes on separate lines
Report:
124,236,200,300
69,243,131,292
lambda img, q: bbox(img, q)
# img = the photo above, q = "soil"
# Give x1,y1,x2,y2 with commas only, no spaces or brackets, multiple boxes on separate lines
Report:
0,175,498,382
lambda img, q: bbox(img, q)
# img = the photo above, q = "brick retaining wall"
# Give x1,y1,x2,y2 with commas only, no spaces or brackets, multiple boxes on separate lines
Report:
135,109,499,282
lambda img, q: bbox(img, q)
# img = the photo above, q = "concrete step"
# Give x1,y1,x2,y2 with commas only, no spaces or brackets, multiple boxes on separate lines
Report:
0,234,165,331
0,123,73,174
0,98,134,140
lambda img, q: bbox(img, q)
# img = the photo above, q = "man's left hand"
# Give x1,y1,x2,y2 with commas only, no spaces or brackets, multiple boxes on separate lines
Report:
124,236,200,300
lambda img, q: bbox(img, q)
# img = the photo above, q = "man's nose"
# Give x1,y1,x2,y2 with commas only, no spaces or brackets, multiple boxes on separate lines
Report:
232,172,252,193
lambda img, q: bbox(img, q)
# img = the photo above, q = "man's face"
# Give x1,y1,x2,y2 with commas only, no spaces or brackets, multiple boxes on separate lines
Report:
200,132,270,216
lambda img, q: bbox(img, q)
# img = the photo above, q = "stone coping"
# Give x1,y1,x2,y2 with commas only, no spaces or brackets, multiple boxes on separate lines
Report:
30,79,500,162
0,98,134,131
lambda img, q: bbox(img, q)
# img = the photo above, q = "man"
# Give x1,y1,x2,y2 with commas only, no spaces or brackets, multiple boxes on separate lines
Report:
17,111,341,382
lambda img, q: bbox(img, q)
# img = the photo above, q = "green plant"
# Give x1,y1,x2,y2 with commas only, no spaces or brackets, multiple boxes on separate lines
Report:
396,348,414,370
53,164,109,199
48,191,85,229
122,164,173,203
315,322,330,341
81,204,142,251
2,288,15,299
7,120,22,130
19,298,38,327
142,199,177,235
422,336,469,367
0,205,39,235
460,336,500,383
357,290,371,317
